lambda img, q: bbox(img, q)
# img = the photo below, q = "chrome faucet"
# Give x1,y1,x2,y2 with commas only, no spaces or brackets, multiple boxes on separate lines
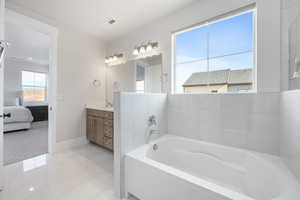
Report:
147,115,160,143
105,100,113,108
148,115,157,126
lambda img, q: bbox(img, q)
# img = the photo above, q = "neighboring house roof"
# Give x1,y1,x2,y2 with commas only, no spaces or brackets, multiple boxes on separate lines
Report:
183,69,252,87
228,69,253,85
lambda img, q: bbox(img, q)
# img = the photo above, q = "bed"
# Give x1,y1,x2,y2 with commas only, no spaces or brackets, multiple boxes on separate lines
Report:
4,106,34,132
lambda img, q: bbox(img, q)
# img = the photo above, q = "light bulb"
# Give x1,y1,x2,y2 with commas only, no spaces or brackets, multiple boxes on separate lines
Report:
133,48,139,56
106,57,110,63
146,43,153,52
140,46,146,54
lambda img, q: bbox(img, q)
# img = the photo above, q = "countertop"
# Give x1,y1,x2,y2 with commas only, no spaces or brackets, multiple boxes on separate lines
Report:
86,104,114,112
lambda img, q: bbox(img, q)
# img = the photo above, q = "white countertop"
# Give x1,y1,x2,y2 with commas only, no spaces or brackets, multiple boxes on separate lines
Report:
86,104,114,112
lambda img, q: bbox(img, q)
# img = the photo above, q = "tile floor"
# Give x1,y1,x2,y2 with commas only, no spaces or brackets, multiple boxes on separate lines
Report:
0,143,118,200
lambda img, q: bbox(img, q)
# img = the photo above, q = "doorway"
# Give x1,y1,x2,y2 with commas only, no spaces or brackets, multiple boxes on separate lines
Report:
2,9,57,165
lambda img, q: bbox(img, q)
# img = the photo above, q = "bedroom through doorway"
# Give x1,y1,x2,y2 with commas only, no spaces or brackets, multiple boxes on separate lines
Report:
2,9,56,166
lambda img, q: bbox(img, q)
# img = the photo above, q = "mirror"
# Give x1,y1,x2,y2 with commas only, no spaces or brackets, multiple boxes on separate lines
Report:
289,14,300,89
135,55,162,93
105,54,163,104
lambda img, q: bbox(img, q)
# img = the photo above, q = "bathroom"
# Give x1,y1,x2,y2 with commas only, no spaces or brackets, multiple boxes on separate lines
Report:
1,0,300,200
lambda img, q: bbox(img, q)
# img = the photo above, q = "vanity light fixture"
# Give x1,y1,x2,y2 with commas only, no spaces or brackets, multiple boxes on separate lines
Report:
104,53,124,64
132,41,159,56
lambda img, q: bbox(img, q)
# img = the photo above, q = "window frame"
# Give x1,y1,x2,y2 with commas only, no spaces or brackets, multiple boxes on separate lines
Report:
171,7,257,94
21,70,48,104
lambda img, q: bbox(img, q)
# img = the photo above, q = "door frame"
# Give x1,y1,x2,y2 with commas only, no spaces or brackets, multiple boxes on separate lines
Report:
0,0,5,190
5,9,58,154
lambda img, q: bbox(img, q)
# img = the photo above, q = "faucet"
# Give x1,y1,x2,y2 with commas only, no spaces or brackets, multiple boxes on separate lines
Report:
105,100,113,108
147,115,160,143
148,115,157,126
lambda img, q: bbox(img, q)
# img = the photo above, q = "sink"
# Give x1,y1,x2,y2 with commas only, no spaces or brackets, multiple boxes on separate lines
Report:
86,104,114,112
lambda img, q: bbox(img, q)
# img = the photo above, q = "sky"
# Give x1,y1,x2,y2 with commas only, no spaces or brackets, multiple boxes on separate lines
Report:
22,71,47,88
175,12,254,92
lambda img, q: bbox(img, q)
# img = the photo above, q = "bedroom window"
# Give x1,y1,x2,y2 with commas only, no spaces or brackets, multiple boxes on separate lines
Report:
22,71,47,102
172,9,256,94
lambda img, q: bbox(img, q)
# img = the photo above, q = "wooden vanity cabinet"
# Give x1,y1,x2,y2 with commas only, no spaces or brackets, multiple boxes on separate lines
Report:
86,109,113,151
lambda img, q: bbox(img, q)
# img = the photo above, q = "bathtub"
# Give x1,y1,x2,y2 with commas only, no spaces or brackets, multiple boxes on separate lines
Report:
125,135,300,200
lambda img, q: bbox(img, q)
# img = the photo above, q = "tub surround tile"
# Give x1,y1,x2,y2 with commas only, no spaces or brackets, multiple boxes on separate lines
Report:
168,93,280,155
280,90,300,182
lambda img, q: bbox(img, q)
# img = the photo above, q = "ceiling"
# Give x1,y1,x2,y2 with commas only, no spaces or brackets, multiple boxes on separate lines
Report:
5,21,50,65
6,0,198,41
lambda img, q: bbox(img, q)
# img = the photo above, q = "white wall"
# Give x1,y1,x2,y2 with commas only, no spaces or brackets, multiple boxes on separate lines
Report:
168,93,280,155
114,93,168,198
5,4,107,143
107,0,281,93
4,58,48,105
55,27,106,142
280,90,300,181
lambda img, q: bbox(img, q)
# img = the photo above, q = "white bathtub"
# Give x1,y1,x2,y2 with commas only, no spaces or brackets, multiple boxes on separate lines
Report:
125,135,300,200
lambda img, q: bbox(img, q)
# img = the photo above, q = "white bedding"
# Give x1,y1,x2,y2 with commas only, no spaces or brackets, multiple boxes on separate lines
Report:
4,106,34,124
4,122,32,132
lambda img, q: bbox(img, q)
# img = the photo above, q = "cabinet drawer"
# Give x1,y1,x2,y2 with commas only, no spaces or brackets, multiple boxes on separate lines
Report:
103,137,113,150
103,112,113,119
104,119,113,126
87,109,103,117
87,109,113,119
104,126,113,138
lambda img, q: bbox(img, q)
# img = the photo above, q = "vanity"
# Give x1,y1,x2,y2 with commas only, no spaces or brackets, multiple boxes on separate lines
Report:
86,106,114,151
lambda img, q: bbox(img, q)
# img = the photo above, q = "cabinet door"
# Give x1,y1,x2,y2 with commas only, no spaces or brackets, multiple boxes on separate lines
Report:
87,116,97,142
94,117,104,146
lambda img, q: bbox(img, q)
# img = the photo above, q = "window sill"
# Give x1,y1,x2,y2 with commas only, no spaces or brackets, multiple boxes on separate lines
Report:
171,91,258,95
23,101,48,107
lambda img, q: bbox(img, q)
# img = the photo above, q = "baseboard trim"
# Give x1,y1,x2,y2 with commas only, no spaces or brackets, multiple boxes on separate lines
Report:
55,136,88,152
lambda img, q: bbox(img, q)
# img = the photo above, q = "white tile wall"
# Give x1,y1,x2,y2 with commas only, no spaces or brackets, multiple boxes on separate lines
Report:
168,93,280,155
114,92,168,198
280,90,300,181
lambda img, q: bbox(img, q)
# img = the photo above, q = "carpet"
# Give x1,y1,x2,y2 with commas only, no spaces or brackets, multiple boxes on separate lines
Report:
4,121,48,165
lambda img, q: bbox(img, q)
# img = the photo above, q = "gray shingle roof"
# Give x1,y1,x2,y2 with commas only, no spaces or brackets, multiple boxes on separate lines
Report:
183,69,252,87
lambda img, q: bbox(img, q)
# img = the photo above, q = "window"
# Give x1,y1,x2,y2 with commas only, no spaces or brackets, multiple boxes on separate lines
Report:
136,64,146,93
22,71,47,102
173,10,256,94
136,80,145,93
